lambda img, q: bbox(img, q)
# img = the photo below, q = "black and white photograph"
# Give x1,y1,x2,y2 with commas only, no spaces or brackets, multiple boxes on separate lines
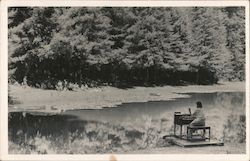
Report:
0,0,249,160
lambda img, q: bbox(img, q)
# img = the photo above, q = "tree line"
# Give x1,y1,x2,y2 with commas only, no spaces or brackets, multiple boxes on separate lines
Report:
8,7,245,89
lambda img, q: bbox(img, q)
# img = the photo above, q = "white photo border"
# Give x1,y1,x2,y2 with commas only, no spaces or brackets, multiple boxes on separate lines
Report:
0,0,249,161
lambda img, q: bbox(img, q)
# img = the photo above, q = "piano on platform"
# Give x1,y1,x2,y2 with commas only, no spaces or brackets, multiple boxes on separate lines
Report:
174,112,194,138
169,111,219,146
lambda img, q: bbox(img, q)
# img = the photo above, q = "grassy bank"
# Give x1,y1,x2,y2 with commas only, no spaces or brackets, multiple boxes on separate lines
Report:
8,111,246,154
9,82,245,112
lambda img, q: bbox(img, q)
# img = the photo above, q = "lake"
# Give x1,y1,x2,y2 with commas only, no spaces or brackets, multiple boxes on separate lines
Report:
8,92,245,154
63,92,245,128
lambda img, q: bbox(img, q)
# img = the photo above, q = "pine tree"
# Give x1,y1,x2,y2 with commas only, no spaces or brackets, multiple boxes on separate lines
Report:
8,7,245,88
224,7,245,81
9,7,58,86
188,7,228,84
52,8,114,85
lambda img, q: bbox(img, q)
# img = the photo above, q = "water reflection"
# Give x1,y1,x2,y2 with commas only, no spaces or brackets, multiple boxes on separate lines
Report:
63,92,245,128
8,92,245,154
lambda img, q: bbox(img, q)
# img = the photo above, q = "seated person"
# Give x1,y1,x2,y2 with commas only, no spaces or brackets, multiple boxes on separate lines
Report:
190,101,205,127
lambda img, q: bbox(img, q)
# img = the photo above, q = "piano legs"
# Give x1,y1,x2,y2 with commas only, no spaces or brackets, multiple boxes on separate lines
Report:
174,124,184,139
180,125,182,138
174,124,176,136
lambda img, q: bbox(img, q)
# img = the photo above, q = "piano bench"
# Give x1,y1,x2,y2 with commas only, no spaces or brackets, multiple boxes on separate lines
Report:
187,126,210,141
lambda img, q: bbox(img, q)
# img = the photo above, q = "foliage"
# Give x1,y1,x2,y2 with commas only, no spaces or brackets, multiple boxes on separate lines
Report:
8,112,246,154
9,113,167,154
223,114,246,143
8,7,245,89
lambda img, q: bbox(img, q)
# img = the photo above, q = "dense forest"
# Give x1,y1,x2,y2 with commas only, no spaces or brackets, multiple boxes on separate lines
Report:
8,7,245,89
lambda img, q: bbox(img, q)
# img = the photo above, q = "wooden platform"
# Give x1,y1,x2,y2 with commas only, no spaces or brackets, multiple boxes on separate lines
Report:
171,137,224,147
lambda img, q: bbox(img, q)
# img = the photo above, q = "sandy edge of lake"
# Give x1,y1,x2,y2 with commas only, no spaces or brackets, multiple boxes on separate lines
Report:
9,81,245,113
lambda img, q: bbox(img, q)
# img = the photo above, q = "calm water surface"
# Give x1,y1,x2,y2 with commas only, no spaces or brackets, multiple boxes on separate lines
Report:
8,92,245,154
64,92,245,126
9,92,245,135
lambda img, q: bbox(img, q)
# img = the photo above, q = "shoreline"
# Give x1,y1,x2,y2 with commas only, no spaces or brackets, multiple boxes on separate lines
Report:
9,81,245,113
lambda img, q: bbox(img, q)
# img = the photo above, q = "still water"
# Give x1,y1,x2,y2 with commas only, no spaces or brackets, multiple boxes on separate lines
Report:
8,92,245,154
9,92,245,137
63,92,245,127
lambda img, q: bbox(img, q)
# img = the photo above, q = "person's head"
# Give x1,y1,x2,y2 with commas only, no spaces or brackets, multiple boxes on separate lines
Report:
196,101,202,108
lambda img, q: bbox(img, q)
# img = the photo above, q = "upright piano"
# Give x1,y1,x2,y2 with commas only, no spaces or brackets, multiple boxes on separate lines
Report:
174,112,195,138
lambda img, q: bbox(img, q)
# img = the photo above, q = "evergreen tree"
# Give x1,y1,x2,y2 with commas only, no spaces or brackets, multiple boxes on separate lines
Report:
9,7,58,86
224,7,245,81
8,7,245,88
188,7,228,84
